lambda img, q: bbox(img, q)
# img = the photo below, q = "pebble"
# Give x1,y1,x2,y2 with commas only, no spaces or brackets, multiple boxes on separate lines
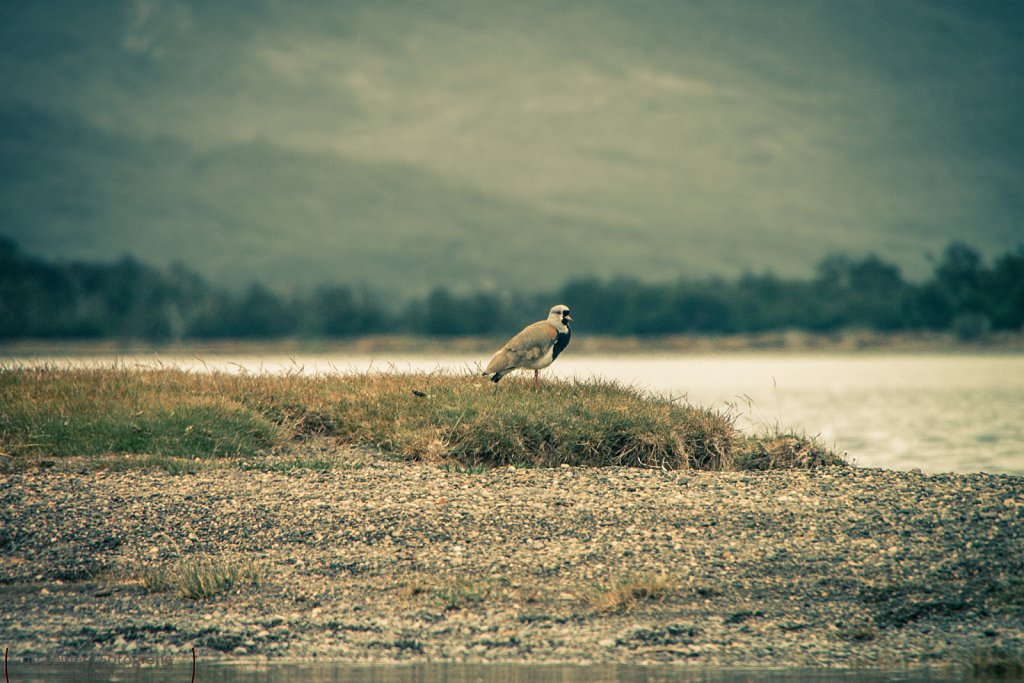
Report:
0,462,1021,668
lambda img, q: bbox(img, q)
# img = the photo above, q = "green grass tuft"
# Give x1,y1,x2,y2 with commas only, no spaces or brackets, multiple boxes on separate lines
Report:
1,366,846,471
0,366,281,459
404,575,491,611
140,557,263,599
430,578,488,611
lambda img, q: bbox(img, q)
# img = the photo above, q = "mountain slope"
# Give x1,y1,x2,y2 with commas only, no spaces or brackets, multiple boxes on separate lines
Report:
1,0,1021,293
1,106,651,293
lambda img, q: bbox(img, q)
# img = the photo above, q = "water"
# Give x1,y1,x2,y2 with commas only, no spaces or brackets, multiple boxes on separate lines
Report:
6,352,1023,475
4,659,969,682
559,354,1024,476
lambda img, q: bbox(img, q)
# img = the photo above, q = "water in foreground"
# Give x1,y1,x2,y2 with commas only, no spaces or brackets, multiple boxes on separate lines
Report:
5,659,974,682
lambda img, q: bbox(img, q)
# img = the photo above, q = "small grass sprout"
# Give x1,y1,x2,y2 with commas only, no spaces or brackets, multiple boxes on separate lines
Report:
406,575,489,610
140,557,263,599
587,573,676,613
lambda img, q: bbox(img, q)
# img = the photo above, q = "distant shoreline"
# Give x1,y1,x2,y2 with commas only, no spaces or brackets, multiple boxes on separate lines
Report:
3,329,1023,359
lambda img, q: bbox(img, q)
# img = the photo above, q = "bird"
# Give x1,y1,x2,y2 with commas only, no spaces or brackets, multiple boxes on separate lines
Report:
483,305,571,386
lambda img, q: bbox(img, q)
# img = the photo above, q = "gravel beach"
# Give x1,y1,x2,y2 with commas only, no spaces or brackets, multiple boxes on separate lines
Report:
1,455,1022,669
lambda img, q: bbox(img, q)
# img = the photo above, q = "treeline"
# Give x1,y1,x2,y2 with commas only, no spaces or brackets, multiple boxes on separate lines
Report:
1,237,1022,341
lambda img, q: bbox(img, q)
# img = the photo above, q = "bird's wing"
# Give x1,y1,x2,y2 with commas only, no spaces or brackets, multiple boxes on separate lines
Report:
485,321,556,373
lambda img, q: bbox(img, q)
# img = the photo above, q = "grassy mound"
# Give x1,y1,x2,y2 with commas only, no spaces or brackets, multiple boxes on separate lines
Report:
0,366,844,471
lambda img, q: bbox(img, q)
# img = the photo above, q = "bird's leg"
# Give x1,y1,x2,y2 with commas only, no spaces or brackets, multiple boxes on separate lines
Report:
534,369,540,387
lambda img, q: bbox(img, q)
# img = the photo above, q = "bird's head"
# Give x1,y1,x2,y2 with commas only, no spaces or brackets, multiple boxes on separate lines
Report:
549,305,571,327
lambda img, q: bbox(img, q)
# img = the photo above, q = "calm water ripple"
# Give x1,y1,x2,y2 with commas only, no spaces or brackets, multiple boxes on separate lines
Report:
5,660,966,682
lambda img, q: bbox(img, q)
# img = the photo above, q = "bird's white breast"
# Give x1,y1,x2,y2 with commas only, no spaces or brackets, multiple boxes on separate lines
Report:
520,344,556,370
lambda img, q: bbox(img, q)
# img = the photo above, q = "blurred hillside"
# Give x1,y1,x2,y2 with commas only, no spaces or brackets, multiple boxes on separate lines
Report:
2,1,1022,295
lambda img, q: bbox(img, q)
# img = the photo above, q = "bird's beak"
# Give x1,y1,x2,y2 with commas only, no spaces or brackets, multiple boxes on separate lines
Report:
563,314,572,322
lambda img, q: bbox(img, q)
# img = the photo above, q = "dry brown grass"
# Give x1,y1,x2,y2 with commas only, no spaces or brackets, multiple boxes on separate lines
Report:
586,573,677,613
0,365,845,471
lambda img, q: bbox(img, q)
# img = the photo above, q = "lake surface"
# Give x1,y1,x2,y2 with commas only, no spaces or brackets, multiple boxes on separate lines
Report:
7,352,1023,476
6,659,968,682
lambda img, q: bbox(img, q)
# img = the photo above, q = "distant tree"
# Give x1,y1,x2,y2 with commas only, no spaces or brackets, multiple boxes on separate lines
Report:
558,277,622,334
673,290,734,333
464,291,506,335
0,238,74,337
307,285,362,337
909,282,954,330
987,247,1024,330
915,242,990,331
188,292,236,339
846,255,908,330
816,254,854,291
213,284,298,338
811,253,912,330
1,237,1021,340
732,271,816,331
847,255,904,295
934,242,986,310
304,284,388,337
423,287,465,336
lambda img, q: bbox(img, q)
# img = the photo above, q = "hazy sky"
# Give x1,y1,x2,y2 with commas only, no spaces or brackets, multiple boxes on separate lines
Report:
2,1,1022,292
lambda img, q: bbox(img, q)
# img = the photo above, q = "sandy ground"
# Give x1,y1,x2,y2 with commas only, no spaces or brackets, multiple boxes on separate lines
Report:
1,457,1022,669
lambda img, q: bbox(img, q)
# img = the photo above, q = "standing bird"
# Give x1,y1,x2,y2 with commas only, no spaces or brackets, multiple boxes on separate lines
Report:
484,305,572,386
